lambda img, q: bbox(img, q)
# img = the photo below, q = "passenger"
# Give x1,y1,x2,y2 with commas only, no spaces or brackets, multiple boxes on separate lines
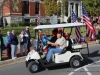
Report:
64,32,69,39
45,31,67,63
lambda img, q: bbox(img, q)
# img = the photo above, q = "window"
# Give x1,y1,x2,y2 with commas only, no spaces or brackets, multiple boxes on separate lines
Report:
75,3,78,17
46,19,50,22
35,2,39,14
23,1,29,14
70,3,74,9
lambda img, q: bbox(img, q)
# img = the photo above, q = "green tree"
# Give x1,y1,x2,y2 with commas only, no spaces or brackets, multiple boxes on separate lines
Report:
43,0,57,16
43,0,68,16
0,0,22,12
57,1,61,16
83,0,100,16
62,0,68,16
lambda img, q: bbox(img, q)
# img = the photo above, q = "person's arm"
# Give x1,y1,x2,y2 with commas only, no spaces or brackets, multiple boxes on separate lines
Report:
10,34,15,40
47,41,59,46
6,36,8,44
19,34,23,42
24,33,29,37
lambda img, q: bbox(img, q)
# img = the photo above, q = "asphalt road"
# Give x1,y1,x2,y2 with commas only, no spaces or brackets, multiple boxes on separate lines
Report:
0,44,100,75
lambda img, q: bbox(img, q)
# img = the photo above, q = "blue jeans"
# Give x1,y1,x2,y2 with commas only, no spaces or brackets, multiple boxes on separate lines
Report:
46,48,62,62
11,45,18,59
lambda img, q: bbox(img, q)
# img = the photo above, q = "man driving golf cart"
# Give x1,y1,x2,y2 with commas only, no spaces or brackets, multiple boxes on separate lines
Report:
44,30,67,63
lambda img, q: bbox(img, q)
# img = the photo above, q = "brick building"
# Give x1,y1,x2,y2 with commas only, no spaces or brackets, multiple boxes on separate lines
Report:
1,0,50,24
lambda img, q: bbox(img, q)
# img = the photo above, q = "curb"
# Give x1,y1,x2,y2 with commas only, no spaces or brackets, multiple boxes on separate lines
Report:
0,56,26,66
0,41,97,66
87,42,97,45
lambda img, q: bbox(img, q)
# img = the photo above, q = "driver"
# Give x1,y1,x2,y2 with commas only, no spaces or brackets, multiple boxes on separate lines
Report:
45,30,67,63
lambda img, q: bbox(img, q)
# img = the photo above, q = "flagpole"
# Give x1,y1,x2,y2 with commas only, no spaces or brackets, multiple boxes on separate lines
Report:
70,5,73,37
71,5,72,23
81,0,84,37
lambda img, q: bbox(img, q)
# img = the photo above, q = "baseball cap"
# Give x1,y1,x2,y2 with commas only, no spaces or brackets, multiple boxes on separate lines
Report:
58,28,62,31
7,31,10,34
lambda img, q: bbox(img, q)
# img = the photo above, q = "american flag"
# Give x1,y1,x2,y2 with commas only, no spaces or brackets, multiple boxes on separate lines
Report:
37,14,40,26
82,4,95,39
98,11,100,24
71,9,82,43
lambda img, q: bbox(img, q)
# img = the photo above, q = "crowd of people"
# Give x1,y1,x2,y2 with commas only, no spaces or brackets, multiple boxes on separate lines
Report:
0,26,31,60
0,24,100,61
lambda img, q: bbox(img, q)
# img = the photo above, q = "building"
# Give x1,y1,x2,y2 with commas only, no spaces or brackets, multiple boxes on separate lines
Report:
0,0,82,25
1,0,50,24
68,0,82,17
58,0,82,22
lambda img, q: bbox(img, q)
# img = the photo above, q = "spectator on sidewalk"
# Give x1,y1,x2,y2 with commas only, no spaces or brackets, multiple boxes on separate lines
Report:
6,31,11,57
10,30,18,59
0,30,3,60
24,26,31,53
19,30,28,56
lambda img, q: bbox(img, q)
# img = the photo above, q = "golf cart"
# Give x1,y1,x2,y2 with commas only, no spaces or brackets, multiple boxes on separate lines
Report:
25,23,89,73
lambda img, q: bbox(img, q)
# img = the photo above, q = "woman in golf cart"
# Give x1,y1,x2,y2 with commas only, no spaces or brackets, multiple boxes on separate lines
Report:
45,30,67,63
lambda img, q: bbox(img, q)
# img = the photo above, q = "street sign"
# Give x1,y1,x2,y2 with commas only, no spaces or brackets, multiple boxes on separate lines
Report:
50,14,58,24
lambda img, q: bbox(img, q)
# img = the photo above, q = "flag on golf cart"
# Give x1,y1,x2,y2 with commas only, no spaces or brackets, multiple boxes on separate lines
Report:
37,13,40,26
82,3,95,39
71,8,82,43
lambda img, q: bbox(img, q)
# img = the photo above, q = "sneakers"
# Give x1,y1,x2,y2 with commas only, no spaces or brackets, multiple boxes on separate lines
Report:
43,60,49,64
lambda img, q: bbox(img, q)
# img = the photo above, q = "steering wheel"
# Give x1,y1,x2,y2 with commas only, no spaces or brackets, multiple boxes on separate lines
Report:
42,35,51,45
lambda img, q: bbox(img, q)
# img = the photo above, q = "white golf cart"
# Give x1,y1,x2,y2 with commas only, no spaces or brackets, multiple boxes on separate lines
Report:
25,23,89,73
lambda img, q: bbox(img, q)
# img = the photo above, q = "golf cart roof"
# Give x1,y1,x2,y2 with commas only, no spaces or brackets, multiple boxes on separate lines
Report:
33,23,85,30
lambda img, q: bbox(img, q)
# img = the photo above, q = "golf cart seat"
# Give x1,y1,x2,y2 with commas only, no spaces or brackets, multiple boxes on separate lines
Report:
57,39,83,55
72,44,82,49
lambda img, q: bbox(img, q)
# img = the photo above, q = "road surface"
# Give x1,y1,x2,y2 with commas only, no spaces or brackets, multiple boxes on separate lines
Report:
0,44,100,75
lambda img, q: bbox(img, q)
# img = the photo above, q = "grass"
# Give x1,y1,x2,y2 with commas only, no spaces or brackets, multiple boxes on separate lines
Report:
0,26,87,40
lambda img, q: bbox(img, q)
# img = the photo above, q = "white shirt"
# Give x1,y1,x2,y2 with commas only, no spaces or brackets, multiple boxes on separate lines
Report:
55,36,67,49
19,33,28,42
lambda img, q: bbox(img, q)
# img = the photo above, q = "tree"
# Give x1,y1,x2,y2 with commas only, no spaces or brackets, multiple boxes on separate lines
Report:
0,0,6,8
83,0,100,16
4,0,22,12
62,0,68,16
0,0,22,13
43,0,68,16
43,0,57,16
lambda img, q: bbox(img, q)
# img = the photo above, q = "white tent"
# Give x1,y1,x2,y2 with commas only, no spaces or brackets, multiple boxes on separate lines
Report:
33,23,85,30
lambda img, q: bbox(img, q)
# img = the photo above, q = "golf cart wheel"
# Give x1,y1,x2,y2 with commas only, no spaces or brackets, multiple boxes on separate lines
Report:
28,61,39,73
70,57,81,68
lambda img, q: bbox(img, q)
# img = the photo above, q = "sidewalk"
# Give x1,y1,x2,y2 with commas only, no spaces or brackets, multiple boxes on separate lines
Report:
2,45,33,61
0,41,97,66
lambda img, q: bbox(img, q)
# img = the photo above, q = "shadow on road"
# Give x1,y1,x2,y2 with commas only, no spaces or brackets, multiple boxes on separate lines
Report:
89,50,100,57
81,50,100,66
47,64,70,70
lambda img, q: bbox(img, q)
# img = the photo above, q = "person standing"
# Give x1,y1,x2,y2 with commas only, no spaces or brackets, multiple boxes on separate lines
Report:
10,30,18,59
19,30,28,56
24,26,31,53
6,31,11,57
0,30,3,60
